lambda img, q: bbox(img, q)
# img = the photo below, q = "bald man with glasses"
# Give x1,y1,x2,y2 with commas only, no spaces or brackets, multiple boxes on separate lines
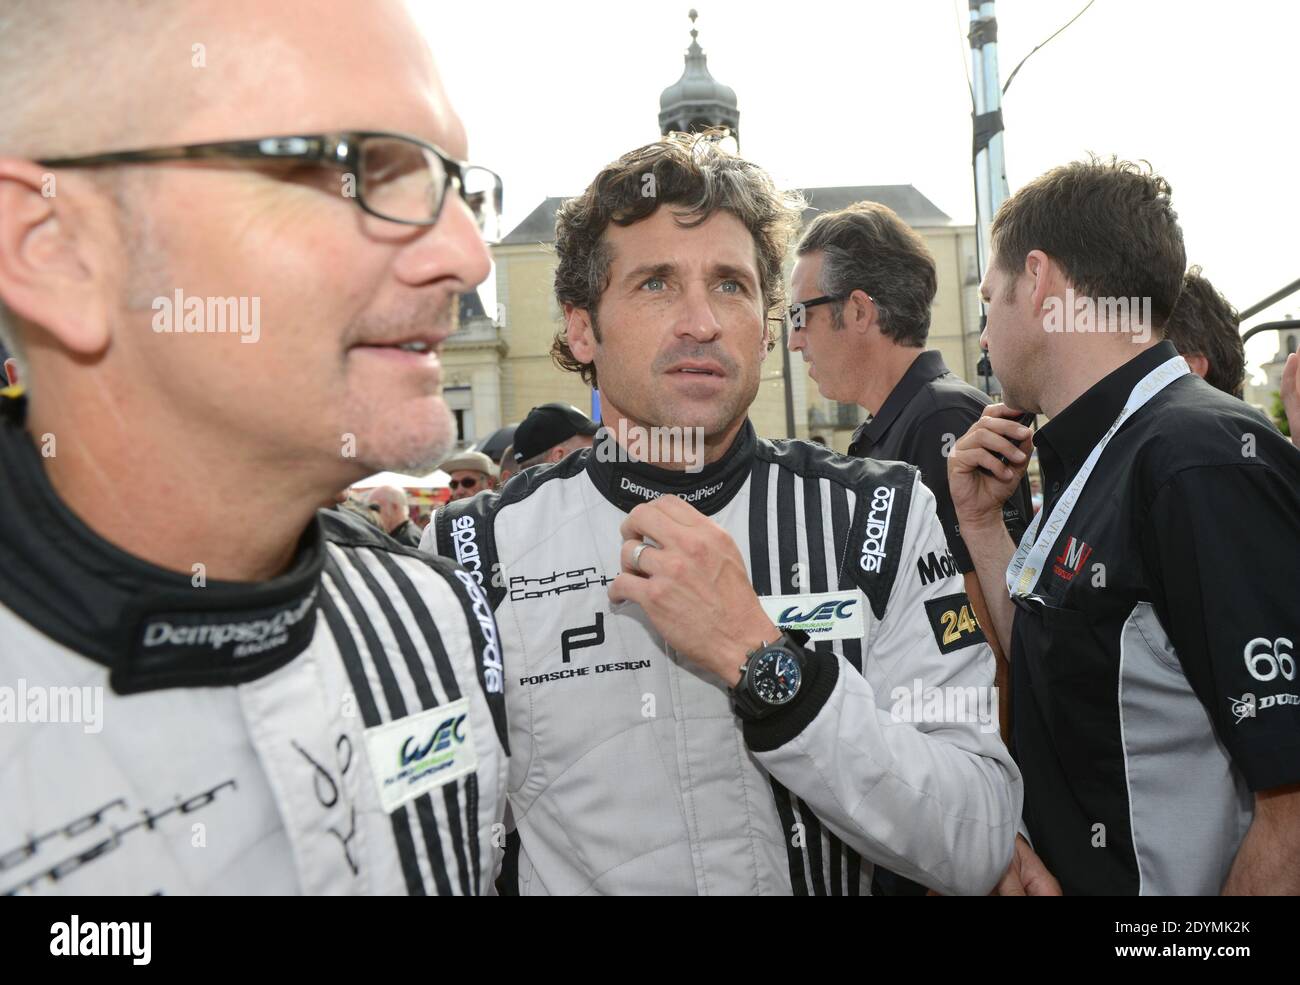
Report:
0,0,507,896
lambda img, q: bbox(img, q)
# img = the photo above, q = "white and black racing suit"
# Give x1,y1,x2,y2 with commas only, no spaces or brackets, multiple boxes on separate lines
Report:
0,394,507,895
421,421,1021,895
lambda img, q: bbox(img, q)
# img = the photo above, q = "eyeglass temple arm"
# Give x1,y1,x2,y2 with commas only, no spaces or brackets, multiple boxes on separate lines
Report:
39,138,337,169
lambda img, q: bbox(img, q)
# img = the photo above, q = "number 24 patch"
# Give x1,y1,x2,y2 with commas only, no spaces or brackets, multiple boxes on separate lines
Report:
923,593,987,654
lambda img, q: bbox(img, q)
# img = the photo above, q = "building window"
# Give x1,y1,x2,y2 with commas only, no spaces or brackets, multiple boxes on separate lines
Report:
444,385,474,446
835,402,860,428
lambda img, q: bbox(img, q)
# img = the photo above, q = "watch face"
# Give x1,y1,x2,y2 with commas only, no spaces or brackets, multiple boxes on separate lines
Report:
751,647,802,706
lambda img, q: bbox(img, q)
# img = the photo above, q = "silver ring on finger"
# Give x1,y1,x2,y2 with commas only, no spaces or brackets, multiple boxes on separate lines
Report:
631,541,652,574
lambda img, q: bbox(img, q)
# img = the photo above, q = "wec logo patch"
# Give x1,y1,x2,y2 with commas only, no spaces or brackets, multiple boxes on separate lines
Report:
365,698,477,813
759,590,865,641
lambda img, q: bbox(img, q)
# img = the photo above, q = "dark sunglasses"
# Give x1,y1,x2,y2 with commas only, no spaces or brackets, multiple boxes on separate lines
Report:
785,292,875,331
448,477,481,491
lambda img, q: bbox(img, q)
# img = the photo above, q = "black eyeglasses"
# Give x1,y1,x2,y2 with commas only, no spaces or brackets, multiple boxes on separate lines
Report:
785,295,844,331
785,293,875,331
37,131,503,241
448,476,481,491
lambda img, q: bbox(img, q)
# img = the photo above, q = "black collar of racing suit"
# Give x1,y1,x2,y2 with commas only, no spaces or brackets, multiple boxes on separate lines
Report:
585,418,755,516
0,391,323,694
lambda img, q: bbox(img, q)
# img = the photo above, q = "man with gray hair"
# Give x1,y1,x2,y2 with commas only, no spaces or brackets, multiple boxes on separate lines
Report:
366,484,422,547
0,0,507,895
788,203,1032,746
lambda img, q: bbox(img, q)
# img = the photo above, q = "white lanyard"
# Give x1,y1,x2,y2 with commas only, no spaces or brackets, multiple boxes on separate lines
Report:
1006,354,1190,598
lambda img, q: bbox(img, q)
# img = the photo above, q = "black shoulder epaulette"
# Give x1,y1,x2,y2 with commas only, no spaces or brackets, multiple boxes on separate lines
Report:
755,438,917,621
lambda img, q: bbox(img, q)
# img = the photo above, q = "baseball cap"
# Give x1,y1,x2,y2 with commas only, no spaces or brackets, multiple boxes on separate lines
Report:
513,403,599,463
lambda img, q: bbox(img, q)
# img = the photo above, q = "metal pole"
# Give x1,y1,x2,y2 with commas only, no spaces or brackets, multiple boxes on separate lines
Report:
1241,319,1300,346
1239,277,1300,322
781,321,797,438
970,0,1008,276
980,2,1009,219
970,0,992,278
970,0,1009,395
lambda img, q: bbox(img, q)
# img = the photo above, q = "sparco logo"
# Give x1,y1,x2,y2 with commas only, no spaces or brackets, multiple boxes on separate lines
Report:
917,549,957,586
453,569,503,693
619,475,724,505
859,485,894,574
141,588,316,658
450,514,484,585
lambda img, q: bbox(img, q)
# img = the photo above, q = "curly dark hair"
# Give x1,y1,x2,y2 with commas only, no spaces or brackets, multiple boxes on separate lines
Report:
991,156,1186,331
551,131,804,388
1166,266,1245,396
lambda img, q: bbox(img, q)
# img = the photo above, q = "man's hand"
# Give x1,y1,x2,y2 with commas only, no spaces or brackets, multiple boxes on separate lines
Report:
609,495,778,686
1222,783,1300,894
947,405,1034,532
992,835,1062,896
1282,352,1299,449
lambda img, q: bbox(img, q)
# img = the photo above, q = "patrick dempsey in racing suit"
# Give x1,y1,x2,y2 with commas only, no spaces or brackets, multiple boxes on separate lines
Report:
422,132,1021,895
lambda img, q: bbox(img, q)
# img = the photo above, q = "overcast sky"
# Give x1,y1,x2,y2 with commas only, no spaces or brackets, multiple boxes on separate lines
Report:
421,0,1299,382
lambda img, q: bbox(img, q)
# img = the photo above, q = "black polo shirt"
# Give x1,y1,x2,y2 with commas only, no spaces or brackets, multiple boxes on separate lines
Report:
1010,339,1300,895
850,349,1033,898
849,349,1031,573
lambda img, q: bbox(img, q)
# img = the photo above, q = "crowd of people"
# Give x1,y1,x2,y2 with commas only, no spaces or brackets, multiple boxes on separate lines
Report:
328,400,602,545
2,0,1300,898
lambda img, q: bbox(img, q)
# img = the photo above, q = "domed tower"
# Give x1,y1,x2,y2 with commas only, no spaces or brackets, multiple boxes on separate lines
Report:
657,10,740,148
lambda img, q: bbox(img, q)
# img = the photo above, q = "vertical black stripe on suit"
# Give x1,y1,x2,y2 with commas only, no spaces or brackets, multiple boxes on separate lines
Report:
325,552,467,896
317,576,434,896
774,466,828,897
337,549,473,895
369,551,484,893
